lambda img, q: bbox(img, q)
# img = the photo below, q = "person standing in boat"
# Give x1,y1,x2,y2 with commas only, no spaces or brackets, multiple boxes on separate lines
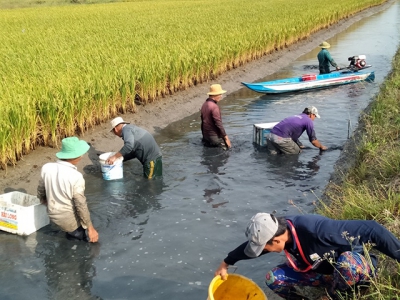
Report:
317,41,340,74
200,84,231,149
266,106,327,155
213,212,400,300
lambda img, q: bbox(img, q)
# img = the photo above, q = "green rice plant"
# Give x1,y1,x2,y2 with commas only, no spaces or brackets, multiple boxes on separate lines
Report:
0,0,387,168
0,119,12,169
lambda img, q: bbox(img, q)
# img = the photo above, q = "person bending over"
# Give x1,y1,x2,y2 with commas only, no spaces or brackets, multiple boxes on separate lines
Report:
107,117,162,179
266,106,327,155
214,212,400,299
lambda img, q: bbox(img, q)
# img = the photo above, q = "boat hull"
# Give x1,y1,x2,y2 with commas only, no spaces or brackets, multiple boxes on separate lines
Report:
242,71,375,94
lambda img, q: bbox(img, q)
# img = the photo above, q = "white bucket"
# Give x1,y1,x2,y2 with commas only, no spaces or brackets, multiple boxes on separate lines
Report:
99,152,124,180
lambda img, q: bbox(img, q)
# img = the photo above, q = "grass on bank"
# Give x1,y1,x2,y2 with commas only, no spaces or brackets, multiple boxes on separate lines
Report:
318,47,400,299
0,0,386,169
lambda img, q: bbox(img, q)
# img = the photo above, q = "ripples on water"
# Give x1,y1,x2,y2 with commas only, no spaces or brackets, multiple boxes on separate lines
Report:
0,3,399,300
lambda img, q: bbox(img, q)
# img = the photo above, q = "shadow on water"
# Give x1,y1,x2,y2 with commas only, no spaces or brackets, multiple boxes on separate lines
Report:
0,2,399,300
265,151,321,183
82,142,105,176
200,147,230,207
251,144,323,195
201,147,230,175
37,234,103,300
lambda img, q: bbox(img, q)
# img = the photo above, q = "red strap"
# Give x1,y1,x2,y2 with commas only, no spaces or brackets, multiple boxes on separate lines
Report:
284,220,313,272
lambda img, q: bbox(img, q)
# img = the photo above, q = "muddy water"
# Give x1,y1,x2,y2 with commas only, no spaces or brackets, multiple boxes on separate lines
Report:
1,2,399,300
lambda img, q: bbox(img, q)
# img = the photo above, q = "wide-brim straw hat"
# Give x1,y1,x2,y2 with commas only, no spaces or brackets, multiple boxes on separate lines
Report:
110,116,130,131
56,137,90,159
319,41,330,49
207,84,227,96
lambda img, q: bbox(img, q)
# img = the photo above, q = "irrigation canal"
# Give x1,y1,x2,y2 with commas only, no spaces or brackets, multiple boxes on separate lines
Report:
1,2,399,299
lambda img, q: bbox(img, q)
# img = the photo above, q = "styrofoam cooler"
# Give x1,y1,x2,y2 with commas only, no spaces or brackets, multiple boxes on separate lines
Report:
0,191,49,236
253,122,279,146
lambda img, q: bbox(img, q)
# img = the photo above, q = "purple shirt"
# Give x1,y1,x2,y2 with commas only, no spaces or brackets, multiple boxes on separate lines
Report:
271,113,317,143
200,98,227,139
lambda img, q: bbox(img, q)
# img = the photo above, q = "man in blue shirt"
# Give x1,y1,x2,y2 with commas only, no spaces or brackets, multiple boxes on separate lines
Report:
214,213,400,300
266,106,327,155
317,41,340,74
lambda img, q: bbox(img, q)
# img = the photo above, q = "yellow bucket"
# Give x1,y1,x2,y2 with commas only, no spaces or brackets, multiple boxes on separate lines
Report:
207,274,267,300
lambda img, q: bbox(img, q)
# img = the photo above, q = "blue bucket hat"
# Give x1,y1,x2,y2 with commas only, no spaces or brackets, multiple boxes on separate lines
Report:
56,137,90,159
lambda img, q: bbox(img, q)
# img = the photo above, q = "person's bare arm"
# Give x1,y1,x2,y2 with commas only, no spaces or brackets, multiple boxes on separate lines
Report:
214,261,229,280
312,139,327,151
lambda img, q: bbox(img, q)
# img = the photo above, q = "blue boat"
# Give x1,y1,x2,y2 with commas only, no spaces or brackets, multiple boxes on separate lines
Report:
242,69,375,94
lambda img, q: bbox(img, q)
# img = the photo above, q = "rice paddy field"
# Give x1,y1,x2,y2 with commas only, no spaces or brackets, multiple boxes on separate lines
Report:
0,0,386,168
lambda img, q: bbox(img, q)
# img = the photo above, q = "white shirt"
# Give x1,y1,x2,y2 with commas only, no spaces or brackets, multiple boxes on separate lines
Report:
37,160,92,232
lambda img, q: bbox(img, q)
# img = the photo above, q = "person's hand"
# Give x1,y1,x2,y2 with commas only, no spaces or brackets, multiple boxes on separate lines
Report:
214,261,229,280
87,226,99,243
106,155,117,165
299,145,305,149
336,66,340,70
320,145,328,151
224,136,231,149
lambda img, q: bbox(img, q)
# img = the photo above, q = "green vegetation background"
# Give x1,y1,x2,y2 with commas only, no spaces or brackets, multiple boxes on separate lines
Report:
1,0,399,298
0,0,385,168
0,0,116,9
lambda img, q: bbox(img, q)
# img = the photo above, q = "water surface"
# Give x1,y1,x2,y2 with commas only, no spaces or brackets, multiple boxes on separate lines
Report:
1,2,399,299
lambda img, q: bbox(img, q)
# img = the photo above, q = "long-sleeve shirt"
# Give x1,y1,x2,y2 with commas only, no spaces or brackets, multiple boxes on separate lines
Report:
224,214,400,274
119,124,162,165
271,113,317,144
317,49,338,74
200,98,227,139
37,160,93,232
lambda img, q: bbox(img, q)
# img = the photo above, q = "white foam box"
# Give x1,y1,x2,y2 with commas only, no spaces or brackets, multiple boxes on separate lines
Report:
253,122,279,146
0,191,49,236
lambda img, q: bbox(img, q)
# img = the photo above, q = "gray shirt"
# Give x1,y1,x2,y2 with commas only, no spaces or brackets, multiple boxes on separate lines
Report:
119,124,162,165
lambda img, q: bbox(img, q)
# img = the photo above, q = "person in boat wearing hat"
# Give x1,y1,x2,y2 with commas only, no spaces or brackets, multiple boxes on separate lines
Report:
200,84,231,149
37,137,99,243
266,106,327,155
317,41,340,74
214,212,400,300
106,117,162,179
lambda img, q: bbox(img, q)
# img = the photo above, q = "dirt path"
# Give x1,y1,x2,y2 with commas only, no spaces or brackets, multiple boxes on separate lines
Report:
0,1,393,196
